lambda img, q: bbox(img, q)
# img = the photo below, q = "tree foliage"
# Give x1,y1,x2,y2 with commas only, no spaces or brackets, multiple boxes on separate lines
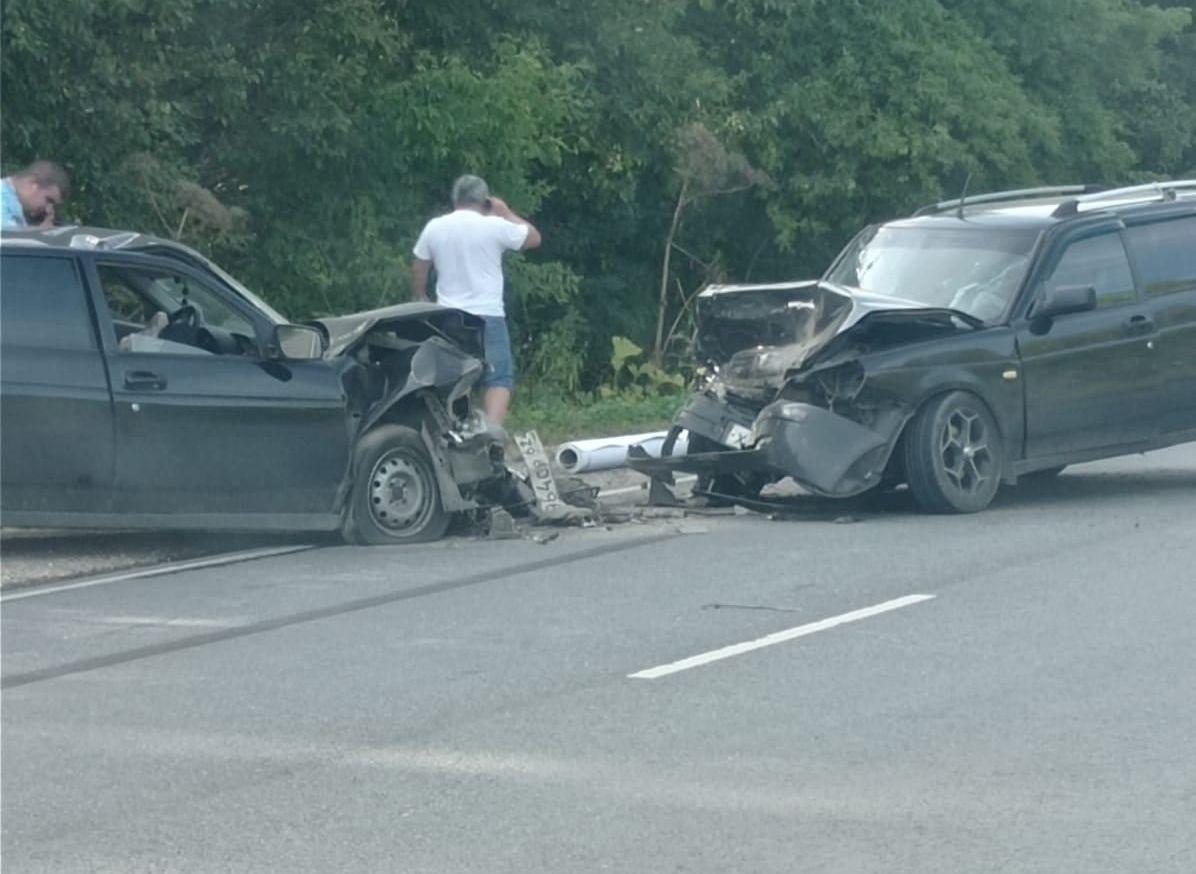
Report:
3,0,1192,387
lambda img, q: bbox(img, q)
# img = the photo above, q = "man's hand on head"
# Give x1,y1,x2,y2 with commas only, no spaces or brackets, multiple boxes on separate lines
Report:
37,202,55,229
487,197,512,219
486,196,541,249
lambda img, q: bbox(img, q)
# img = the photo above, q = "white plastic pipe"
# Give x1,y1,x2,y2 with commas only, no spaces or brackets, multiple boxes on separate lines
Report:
555,430,689,474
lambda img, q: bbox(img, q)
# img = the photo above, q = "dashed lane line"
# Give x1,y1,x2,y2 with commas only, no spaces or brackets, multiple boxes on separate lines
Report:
628,594,937,679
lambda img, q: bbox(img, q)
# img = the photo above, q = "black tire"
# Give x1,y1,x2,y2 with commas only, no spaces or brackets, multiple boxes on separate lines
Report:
1022,465,1066,480
342,425,451,545
903,391,1003,514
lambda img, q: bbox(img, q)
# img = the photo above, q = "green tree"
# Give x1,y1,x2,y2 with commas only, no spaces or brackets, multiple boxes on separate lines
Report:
941,0,1192,179
4,0,1192,399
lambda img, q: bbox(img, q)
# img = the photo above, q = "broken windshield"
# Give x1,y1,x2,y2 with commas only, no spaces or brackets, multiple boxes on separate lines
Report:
825,226,1040,322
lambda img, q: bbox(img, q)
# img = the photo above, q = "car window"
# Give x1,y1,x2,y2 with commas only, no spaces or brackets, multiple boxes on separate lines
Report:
96,262,258,356
824,226,1039,322
1043,232,1137,309
0,254,96,350
1123,216,1196,298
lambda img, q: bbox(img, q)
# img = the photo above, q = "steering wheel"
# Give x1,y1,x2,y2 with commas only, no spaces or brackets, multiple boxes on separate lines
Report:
158,302,202,346
168,303,199,328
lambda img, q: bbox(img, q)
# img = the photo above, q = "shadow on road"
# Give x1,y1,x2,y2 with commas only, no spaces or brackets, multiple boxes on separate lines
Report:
992,468,1196,509
738,467,1196,520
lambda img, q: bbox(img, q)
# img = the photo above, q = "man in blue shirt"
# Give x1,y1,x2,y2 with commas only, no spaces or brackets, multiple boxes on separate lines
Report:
2,161,70,228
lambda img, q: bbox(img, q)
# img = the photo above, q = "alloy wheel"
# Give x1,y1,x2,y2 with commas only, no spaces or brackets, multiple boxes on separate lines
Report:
938,407,995,496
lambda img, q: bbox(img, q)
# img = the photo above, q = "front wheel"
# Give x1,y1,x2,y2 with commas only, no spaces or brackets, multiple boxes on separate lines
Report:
342,425,451,545
903,391,1003,514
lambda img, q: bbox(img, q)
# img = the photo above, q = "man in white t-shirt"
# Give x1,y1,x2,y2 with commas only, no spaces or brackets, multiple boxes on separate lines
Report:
412,175,542,425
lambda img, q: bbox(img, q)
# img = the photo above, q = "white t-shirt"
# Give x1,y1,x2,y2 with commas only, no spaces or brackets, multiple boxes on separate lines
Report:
412,209,529,317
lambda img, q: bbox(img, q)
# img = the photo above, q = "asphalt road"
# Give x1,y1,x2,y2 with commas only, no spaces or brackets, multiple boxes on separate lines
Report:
0,468,645,589
3,445,1195,873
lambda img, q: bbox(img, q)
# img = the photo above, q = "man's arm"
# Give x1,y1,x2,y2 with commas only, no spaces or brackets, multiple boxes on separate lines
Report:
411,258,432,302
489,197,542,251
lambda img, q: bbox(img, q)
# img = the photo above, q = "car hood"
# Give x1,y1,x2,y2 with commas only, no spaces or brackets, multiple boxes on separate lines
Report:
313,303,486,359
697,280,981,392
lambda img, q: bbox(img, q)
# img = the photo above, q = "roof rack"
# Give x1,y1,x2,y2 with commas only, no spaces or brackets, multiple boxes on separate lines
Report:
1052,180,1196,217
914,185,1103,217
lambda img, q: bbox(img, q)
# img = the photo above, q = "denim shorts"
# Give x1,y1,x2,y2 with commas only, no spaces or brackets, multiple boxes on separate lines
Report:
481,316,515,390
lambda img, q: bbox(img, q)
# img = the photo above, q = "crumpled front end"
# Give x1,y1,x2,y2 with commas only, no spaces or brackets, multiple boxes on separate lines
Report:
630,385,907,500
629,281,979,500
319,304,509,511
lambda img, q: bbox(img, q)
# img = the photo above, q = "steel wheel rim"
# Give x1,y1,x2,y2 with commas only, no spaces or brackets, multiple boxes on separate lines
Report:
937,407,995,496
368,449,434,532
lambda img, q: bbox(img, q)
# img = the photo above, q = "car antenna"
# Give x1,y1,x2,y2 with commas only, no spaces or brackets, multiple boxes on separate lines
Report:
956,173,973,220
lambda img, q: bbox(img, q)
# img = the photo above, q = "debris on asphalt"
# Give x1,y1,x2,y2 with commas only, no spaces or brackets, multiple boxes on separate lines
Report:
701,602,801,613
487,509,521,540
636,506,687,520
595,509,633,524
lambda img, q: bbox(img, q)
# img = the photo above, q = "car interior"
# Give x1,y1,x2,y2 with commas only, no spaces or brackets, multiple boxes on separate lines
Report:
98,264,260,357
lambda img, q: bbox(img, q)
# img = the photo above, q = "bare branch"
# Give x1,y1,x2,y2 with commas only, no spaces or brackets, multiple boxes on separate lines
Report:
144,187,174,238
654,177,690,365
744,238,768,282
670,241,713,271
663,277,705,354
175,207,190,241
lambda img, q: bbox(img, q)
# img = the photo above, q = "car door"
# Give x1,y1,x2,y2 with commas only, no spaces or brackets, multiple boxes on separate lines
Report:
87,255,352,520
1121,211,1196,437
1014,224,1161,459
0,250,116,516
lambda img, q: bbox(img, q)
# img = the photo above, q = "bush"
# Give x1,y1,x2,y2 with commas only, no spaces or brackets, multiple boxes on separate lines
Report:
507,390,683,447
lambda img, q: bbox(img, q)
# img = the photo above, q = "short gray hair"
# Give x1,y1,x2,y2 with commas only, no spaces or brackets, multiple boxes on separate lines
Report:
451,174,489,207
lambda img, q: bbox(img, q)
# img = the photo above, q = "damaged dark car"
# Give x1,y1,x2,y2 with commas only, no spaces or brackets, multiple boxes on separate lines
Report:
0,226,514,543
631,182,1196,512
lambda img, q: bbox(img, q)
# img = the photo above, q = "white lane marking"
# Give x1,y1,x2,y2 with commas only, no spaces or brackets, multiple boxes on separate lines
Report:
628,594,936,679
0,545,313,603
86,615,235,628
600,474,696,498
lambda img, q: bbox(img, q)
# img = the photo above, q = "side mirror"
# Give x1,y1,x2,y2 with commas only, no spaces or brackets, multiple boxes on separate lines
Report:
1034,284,1097,320
272,324,326,360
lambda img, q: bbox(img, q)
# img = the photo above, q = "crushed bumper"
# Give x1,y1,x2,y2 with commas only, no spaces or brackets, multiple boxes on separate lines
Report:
629,398,898,498
627,443,771,479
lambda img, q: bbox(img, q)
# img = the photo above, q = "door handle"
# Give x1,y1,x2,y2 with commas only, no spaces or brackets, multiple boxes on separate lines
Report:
1121,314,1155,336
123,370,167,391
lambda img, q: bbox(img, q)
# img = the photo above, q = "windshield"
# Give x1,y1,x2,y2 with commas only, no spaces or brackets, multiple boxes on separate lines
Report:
134,243,290,325
825,226,1040,322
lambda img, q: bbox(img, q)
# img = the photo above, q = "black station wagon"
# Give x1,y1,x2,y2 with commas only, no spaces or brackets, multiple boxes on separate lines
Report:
0,227,512,543
630,181,1196,512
